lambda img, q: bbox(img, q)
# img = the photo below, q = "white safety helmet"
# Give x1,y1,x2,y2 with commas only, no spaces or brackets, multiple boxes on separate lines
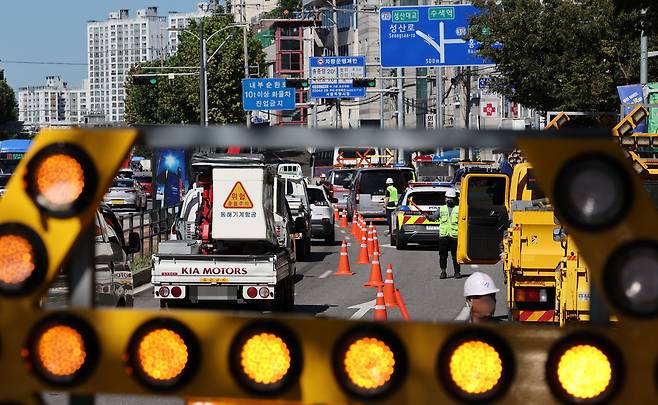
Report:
463,272,500,297
445,188,457,199
386,177,394,185
320,173,327,179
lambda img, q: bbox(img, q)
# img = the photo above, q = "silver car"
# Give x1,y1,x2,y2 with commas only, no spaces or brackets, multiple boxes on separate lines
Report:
0,174,10,199
104,178,147,211
307,185,337,244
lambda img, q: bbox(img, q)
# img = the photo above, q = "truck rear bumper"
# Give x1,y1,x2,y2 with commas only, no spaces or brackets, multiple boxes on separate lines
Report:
154,284,275,301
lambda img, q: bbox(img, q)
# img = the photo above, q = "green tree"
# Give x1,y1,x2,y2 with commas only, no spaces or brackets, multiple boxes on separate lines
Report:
0,80,17,126
470,0,655,112
125,15,265,125
264,0,302,19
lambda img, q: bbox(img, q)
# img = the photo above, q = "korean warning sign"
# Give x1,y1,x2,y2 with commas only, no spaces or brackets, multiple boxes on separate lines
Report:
223,181,254,208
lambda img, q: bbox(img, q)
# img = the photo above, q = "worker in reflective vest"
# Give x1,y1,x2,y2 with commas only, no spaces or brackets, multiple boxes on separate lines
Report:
383,177,398,235
430,188,460,279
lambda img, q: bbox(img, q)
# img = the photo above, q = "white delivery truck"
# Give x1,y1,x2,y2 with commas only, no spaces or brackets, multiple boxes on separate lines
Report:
153,154,298,311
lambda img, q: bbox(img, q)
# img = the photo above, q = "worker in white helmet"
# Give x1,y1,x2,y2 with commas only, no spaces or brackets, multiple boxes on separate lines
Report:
454,272,500,323
429,188,460,279
383,177,398,235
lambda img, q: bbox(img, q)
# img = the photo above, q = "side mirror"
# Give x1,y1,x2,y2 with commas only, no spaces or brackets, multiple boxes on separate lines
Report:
127,232,141,254
330,197,338,204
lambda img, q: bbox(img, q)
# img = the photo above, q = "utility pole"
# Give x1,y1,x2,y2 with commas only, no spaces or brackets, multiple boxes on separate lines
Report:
436,66,443,130
199,20,207,127
332,0,342,129
641,9,648,85
242,0,251,127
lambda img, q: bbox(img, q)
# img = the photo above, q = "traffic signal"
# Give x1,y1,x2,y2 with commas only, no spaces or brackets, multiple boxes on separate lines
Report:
0,128,137,299
132,75,159,86
519,134,658,322
285,78,309,89
352,78,376,88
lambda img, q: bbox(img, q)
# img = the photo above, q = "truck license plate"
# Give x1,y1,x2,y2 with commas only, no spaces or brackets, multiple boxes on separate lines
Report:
426,226,439,231
112,199,124,205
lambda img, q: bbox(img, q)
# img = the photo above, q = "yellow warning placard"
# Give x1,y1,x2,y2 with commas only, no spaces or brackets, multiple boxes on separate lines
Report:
223,181,254,208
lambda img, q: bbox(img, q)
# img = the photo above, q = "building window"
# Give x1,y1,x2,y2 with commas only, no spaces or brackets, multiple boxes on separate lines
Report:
280,53,301,71
280,39,301,51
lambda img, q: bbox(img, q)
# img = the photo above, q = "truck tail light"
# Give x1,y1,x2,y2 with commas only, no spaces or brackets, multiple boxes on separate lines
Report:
259,287,270,298
158,286,170,298
514,288,548,303
246,287,258,299
171,286,182,298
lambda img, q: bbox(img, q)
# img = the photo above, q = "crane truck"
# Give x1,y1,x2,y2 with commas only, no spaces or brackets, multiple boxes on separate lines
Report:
152,154,298,311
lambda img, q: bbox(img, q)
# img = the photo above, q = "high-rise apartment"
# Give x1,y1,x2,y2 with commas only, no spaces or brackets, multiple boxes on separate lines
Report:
87,7,167,123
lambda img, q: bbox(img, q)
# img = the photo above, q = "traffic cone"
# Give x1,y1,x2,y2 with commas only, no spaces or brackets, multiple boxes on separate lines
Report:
364,250,384,287
339,209,348,228
373,227,380,255
334,205,340,222
357,235,370,265
351,212,359,236
383,264,398,308
366,223,374,259
374,285,387,320
395,289,410,321
334,241,354,276
357,216,365,241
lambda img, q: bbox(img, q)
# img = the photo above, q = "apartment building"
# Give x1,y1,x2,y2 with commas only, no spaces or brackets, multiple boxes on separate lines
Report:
18,76,88,128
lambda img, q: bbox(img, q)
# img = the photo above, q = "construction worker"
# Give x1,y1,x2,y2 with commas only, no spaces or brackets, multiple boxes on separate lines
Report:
430,188,460,279
318,173,331,193
383,177,398,235
454,272,500,323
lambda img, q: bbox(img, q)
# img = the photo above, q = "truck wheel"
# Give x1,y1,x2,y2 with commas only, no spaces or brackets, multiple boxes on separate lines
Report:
396,239,407,250
295,239,306,261
274,277,294,312
285,276,295,311
325,229,336,245
390,232,397,247
304,237,311,257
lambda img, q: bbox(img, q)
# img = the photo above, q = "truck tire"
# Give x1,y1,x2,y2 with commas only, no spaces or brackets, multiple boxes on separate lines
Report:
325,229,336,245
274,276,294,312
304,236,311,257
295,238,306,261
390,232,397,247
396,238,407,250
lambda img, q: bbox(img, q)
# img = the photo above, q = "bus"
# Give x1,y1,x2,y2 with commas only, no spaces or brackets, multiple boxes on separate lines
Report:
0,139,31,173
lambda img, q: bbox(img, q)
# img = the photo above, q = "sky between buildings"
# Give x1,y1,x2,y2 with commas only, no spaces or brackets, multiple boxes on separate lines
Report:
0,0,211,91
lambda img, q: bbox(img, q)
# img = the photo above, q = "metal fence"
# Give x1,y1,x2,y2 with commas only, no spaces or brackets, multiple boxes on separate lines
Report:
117,203,182,260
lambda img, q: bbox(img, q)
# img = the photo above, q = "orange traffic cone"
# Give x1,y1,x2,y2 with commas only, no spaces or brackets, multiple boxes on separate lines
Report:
383,264,398,308
334,205,340,222
335,241,354,276
356,216,364,241
394,289,410,321
373,227,380,256
357,235,370,265
351,212,359,236
374,285,387,320
366,223,374,259
339,209,348,228
364,250,384,287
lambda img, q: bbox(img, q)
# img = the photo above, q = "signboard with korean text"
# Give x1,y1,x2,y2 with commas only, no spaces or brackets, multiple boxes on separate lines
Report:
379,4,491,68
309,56,366,99
242,78,296,111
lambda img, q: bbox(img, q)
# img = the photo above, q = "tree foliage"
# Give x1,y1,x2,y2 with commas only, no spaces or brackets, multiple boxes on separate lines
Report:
0,80,17,126
470,0,656,112
125,15,265,125
264,0,302,19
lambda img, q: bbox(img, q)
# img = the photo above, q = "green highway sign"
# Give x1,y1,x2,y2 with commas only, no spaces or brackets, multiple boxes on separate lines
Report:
428,6,455,21
392,9,419,23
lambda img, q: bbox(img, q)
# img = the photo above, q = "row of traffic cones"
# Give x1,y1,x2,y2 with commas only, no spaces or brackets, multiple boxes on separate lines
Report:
333,212,410,321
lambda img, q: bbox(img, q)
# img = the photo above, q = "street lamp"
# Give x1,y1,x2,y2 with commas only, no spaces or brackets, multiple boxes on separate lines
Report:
169,23,246,127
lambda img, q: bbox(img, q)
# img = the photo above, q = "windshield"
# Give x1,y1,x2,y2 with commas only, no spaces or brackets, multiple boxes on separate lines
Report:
308,188,327,205
112,179,134,188
285,179,305,196
331,170,355,187
358,170,415,195
0,176,9,187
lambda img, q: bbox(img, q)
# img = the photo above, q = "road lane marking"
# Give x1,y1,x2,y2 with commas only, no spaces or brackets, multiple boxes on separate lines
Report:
379,243,393,248
133,282,152,295
319,270,333,279
349,299,376,319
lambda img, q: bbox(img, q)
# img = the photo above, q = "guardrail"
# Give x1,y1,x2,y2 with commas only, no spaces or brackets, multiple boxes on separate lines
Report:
116,203,182,260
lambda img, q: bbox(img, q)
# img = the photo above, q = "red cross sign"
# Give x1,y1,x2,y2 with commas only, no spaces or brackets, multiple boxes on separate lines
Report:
483,103,497,117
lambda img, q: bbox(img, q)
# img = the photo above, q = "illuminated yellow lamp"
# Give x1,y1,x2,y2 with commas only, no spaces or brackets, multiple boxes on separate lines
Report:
448,340,503,395
556,344,612,400
343,337,396,390
239,332,292,385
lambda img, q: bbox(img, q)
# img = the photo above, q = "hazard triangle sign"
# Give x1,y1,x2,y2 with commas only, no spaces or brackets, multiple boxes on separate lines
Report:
223,181,254,208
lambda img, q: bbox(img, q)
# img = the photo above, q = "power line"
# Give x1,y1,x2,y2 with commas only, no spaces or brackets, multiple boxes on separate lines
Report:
0,59,87,66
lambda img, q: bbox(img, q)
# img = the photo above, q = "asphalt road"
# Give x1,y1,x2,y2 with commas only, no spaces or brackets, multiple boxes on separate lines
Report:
132,223,508,322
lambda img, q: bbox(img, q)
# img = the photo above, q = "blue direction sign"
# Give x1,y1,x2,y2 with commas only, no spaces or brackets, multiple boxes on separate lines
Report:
242,78,296,111
309,56,366,99
379,4,491,68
